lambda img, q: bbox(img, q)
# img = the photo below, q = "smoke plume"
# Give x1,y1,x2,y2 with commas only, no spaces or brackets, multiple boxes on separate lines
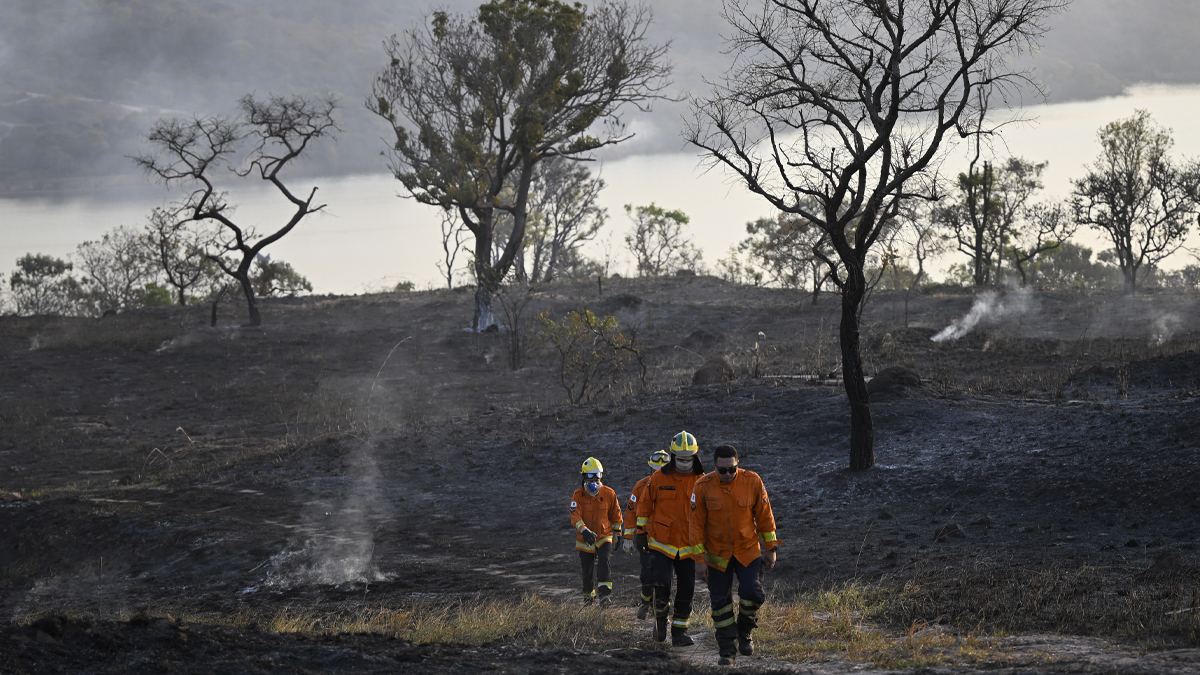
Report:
932,288,1035,342
1151,312,1182,346
262,443,391,588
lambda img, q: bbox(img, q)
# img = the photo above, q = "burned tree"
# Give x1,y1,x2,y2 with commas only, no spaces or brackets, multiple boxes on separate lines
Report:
135,93,338,326
1070,110,1200,292
688,0,1065,470
368,0,671,330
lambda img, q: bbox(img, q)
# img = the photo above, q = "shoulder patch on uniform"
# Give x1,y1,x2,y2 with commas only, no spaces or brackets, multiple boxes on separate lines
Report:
630,494,637,502
570,501,577,509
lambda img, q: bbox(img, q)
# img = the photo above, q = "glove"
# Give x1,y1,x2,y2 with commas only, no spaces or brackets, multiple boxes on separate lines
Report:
612,535,623,553
635,532,649,554
581,528,597,546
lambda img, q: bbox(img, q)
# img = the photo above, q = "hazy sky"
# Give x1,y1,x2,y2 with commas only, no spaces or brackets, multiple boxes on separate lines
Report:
6,84,1200,296
5,1,1200,296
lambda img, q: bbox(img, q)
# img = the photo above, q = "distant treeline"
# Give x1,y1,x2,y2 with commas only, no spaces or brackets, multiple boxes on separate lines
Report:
1,0,1199,187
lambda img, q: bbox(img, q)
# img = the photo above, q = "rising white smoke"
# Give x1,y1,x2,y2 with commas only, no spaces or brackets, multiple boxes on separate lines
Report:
1150,312,1182,346
261,444,392,589
931,288,1035,342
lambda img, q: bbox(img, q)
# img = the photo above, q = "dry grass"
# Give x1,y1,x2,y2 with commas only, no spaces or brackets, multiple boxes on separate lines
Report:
755,559,1199,667
882,560,1200,646
212,595,636,650
755,582,1006,669
14,563,1196,668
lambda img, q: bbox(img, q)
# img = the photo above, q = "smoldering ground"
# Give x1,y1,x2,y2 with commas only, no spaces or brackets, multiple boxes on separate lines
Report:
2,280,1200,674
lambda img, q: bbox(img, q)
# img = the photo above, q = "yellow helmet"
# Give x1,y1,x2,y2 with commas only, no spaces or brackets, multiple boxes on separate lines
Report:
648,449,671,469
580,456,604,479
669,431,698,456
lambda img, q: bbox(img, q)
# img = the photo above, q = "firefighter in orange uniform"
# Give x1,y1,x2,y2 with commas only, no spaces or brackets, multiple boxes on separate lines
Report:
691,444,778,665
635,431,705,645
570,457,623,604
623,449,671,619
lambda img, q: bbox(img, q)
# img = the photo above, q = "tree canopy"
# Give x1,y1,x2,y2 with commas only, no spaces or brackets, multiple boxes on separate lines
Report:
368,0,671,328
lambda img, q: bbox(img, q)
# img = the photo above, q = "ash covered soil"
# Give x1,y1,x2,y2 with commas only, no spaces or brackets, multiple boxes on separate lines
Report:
2,277,1200,674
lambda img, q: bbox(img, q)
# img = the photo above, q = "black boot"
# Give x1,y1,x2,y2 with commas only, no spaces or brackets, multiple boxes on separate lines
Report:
737,632,753,656
715,624,738,665
736,613,756,656
671,626,694,646
654,616,668,642
636,602,650,620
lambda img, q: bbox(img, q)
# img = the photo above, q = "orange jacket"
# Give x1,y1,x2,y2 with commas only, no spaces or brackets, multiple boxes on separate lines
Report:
635,462,704,560
570,485,622,552
689,468,779,571
624,475,653,539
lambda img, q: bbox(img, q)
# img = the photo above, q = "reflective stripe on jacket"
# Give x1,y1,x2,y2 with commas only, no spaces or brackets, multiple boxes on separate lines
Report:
623,475,652,539
689,468,779,571
570,485,621,552
635,462,703,560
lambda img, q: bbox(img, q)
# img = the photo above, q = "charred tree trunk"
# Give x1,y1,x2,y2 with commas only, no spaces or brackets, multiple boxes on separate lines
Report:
974,226,987,286
210,283,231,327
839,258,874,471
234,269,261,327
1122,259,1138,293
468,209,495,331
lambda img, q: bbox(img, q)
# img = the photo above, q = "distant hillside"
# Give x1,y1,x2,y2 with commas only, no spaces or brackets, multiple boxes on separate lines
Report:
0,0,1196,189
1031,0,1200,101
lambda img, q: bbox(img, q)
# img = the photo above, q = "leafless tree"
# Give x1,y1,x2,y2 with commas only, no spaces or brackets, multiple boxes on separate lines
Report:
134,93,338,326
1070,110,1200,292
368,0,671,330
889,200,946,325
688,0,1066,470
436,210,469,289
493,280,538,370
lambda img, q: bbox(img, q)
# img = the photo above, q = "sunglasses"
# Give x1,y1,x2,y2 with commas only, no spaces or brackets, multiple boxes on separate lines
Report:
715,466,738,475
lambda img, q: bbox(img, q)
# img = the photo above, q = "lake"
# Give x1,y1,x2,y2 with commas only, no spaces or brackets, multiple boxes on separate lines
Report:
4,84,1200,295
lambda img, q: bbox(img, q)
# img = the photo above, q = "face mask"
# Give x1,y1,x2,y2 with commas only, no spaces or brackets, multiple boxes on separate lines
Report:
585,481,600,493
675,456,693,472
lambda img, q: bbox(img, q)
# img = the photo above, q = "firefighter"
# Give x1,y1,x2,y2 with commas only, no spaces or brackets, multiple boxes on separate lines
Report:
690,444,779,665
623,449,671,619
635,431,705,645
570,456,623,604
